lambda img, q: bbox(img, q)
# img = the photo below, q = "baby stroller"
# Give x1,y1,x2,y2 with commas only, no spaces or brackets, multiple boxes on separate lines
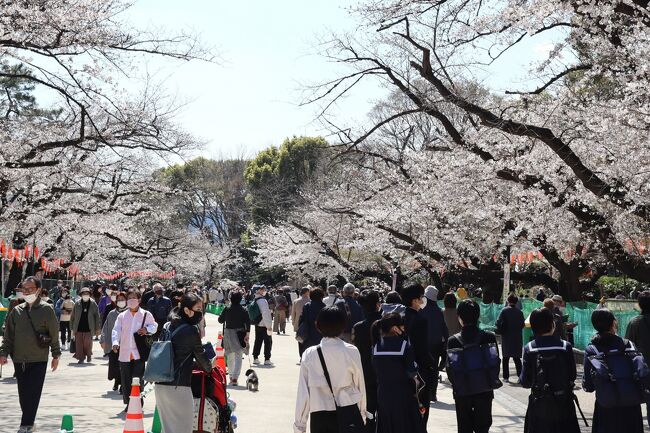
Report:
191,366,235,433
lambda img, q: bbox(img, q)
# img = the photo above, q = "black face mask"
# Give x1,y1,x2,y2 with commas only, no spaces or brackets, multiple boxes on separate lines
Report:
184,310,203,325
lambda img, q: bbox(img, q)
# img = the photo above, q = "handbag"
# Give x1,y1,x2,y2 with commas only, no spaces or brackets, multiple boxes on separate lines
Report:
316,347,365,433
25,308,52,348
69,338,76,354
295,320,308,344
133,311,154,361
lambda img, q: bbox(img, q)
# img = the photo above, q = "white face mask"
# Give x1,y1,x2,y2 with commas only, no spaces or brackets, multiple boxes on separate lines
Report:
15,291,24,299
111,295,117,302
82,295,90,302
24,294,38,304
116,301,127,309
106,290,113,296
127,299,139,310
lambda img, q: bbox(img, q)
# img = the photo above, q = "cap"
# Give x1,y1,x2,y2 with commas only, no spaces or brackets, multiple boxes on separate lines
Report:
424,285,439,301
551,295,564,303
79,287,91,294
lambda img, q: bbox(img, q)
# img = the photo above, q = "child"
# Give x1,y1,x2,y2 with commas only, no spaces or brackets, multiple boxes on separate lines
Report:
583,309,646,433
520,307,580,433
372,313,425,433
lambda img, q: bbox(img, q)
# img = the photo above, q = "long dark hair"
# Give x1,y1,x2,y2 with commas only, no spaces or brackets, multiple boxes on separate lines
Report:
169,292,202,322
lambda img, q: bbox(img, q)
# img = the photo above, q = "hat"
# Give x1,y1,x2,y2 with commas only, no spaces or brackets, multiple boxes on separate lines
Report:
424,285,439,301
551,295,564,303
79,287,91,294
252,284,266,292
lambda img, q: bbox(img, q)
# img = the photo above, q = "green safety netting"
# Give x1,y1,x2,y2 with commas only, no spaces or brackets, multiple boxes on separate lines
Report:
570,306,638,350
478,302,504,331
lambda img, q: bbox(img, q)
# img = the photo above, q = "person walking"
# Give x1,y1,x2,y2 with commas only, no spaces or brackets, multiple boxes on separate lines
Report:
298,288,327,353
97,285,112,317
0,277,61,433
625,290,650,427
273,290,289,335
101,291,127,392
419,285,448,402
55,289,75,350
323,285,339,307
146,283,173,340
155,292,212,433
520,307,580,433
251,284,273,365
446,300,498,433
443,292,461,336
495,293,525,383
292,288,311,357
70,286,101,364
294,306,367,433
340,283,364,344
373,313,426,433
112,289,157,411
218,291,250,385
101,289,118,327
584,309,645,433
402,284,434,427
353,289,382,433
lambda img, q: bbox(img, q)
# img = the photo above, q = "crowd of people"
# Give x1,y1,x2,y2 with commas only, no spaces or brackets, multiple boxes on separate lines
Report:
2,276,650,433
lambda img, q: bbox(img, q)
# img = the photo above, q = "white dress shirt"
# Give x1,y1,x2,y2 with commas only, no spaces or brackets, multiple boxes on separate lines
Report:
294,337,367,433
111,308,158,362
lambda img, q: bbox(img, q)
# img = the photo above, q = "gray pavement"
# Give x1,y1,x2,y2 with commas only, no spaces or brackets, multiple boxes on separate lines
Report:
0,313,646,432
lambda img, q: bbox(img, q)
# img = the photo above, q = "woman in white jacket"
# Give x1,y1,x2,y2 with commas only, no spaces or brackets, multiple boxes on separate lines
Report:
294,306,367,433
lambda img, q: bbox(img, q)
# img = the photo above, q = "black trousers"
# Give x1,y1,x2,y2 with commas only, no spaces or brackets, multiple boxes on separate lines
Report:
429,342,445,398
15,362,48,427
119,359,145,404
59,321,71,345
455,395,493,433
298,342,305,359
311,410,338,433
502,356,522,380
252,325,272,360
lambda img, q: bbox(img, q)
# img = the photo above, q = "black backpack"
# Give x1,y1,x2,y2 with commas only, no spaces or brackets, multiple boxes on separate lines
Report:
586,339,650,408
447,331,502,397
528,340,581,423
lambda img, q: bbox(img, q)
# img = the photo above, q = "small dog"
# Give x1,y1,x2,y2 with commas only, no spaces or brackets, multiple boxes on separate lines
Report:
245,369,259,392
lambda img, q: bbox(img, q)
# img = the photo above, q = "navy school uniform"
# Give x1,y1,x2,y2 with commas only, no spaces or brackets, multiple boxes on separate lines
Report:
583,334,644,433
372,335,426,433
520,335,581,433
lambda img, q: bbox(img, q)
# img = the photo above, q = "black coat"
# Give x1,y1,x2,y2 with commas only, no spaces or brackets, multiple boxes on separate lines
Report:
299,300,325,349
157,317,212,387
352,311,382,414
496,305,525,358
419,301,448,347
404,308,434,372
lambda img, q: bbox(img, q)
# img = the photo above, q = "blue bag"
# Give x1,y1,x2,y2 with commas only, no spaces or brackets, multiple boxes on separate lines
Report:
447,332,502,397
143,323,189,383
586,340,650,408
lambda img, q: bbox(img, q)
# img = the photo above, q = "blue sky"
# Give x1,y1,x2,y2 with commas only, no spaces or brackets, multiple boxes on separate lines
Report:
124,1,560,160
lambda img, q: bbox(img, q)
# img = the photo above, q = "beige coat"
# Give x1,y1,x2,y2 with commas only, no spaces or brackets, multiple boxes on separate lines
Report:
291,296,309,324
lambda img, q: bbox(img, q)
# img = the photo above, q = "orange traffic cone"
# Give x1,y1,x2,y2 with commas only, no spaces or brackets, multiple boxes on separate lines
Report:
213,331,227,372
123,377,145,433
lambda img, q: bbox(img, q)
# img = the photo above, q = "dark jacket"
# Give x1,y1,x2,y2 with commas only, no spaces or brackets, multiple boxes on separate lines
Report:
583,334,644,433
341,296,364,334
146,296,173,323
446,324,497,399
419,301,448,347
404,307,434,373
218,305,251,330
625,313,650,363
352,311,382,413
157,317,212,387
299,300,325,349
520,335,580,433
496,305,525,358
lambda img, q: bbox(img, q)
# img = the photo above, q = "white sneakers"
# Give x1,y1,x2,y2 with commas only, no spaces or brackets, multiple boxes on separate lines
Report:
264,360,273,366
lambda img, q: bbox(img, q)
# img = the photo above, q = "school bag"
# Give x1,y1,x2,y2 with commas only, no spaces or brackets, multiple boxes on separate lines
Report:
528,340,587,426
446,332,502,396
586,339,650,408
247,298,262,325
143,323,190,383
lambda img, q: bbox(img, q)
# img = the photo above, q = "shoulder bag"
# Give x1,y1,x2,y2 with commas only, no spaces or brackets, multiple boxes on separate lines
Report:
25,307,52,348
133,311,154,361
316,346,365,433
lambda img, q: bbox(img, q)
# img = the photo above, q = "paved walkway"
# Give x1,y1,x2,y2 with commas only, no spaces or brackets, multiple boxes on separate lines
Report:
0,313,640,432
